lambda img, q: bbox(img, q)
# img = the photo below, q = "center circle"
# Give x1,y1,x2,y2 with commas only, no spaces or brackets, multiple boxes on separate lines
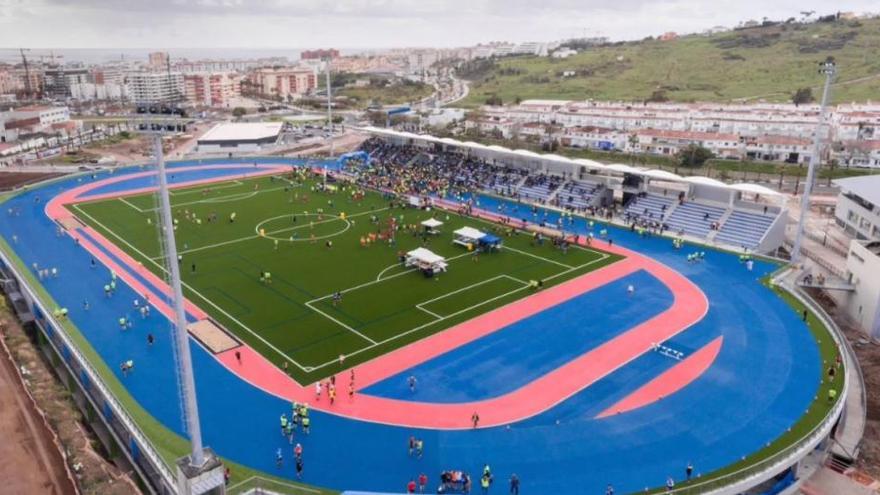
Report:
254,212,351,242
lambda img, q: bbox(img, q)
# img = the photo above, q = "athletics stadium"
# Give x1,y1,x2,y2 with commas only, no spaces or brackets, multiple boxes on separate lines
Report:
0,127,861,495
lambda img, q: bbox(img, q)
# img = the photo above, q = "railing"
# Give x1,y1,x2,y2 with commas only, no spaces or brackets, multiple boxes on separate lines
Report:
226,476,323,495
2,161,850,495
789,272,866,460
0,247,178,493
803,229,850,258
658,268,848,494
783,240,847,279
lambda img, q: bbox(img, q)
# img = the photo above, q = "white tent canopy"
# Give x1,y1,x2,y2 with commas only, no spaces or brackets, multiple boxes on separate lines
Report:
405,247,448,273
407,247,445,264
454,226,485,240
421,218,444,229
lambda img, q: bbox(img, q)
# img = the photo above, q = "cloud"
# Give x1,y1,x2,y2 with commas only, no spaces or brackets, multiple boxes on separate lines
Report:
1,0,877,49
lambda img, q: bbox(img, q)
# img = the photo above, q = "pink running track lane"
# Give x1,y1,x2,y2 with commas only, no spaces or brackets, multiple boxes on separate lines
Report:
595,336,724,419
48,166,716,429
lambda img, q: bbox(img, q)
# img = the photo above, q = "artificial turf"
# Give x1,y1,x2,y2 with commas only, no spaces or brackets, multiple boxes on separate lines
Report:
68,171,621,383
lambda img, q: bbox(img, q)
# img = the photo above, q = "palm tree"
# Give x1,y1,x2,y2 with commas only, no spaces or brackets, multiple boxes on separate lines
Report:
628,133,639,164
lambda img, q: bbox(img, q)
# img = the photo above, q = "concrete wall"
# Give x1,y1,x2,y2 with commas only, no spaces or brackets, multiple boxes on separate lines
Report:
691,183,732,204
757,211,788,255
842,241,880,339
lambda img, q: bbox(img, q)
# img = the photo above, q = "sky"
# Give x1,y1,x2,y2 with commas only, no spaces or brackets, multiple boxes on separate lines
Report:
0,0,877,50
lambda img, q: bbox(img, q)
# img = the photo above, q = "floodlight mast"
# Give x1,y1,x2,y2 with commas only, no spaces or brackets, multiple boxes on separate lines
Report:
153,132,206,467
325,57,334,158
791,59,836,264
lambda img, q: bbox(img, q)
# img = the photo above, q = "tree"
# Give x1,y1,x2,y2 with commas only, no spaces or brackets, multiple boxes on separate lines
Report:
627,134,640,164
366,111,386,127
676,144,714,168
646,90,669,103
232,107,247,118
792,87,814,106
485,94,503,106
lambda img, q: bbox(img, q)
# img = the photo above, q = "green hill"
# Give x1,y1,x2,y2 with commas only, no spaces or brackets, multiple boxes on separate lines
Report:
460,16,880,106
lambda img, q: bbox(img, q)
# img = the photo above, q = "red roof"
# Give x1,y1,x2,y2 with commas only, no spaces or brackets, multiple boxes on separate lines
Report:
843,140,880,151
14,105,54,112
637,128,738,142
753,135,810,146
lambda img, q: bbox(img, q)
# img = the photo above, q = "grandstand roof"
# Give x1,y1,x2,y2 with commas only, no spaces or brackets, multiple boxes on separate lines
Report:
359,127,784,198
729,183,783,197
683,176,727,187
641,169,682,181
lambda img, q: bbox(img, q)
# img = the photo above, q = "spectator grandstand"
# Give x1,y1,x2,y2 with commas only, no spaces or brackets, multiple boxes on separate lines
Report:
714,209,779,250
354,132,788,254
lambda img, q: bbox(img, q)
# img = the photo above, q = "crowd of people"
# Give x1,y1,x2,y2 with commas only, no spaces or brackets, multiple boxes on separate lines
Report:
350,138,612,216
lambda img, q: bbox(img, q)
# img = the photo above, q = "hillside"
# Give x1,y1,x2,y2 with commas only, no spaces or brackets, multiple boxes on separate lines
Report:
460,16,880,106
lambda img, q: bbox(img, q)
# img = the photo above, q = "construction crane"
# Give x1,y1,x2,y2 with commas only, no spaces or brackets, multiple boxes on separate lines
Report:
19,48,31,99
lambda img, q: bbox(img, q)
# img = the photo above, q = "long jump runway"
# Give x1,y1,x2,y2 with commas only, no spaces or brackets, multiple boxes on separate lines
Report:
0,161,821,494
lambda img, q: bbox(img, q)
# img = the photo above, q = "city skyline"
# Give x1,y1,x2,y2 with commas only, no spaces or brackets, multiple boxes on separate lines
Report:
1,0,877,50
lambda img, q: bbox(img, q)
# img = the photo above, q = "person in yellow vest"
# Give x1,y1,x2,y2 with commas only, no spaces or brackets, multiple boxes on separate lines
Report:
480,472,492,494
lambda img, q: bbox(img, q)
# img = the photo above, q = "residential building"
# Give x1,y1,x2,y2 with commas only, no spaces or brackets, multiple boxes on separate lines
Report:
406,50,442,72
249,67,317,101
184,72,242,108
70,82,128,101
633,129,741,158
0,105,73,142
44,66,89,97
742,135,812,163
301,49,340,60
90,66,126,85
0,70,18,95
6,68,45,97
560,126,627,150
126,71,185,104
148,51,170,71
482,99,880,166
834,140,880,168
175,59,261,73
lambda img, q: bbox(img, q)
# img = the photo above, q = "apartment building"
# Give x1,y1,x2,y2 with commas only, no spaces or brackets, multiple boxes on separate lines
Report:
480,100,880,166
184,72,242,108
44,67,90,97
249,67,317,100
0,105,73,142
126,71,185,103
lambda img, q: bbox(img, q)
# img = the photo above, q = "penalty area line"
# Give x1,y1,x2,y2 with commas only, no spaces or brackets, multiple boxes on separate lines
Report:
70,204,313,373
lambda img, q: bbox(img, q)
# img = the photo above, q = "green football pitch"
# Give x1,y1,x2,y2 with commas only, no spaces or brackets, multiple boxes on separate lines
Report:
69,172,621,384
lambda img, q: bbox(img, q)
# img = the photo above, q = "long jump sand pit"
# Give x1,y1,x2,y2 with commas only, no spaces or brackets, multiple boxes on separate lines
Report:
188,319,240,354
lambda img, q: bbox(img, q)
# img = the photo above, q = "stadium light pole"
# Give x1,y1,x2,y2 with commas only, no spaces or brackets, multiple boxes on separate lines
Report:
153,133,206,468
791,58,836,265
325,57,334,158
